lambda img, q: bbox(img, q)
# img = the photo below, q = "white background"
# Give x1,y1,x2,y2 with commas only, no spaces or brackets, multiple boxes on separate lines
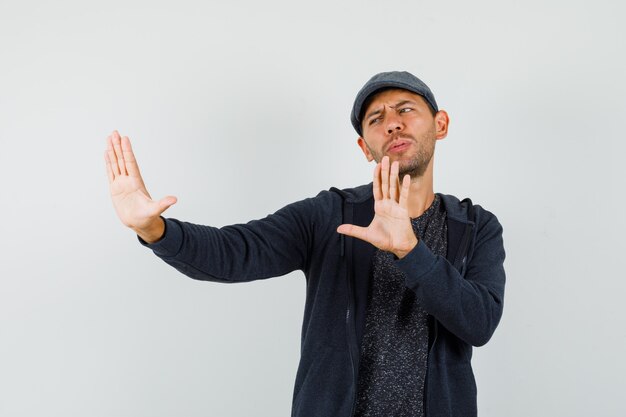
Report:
1,0,625,416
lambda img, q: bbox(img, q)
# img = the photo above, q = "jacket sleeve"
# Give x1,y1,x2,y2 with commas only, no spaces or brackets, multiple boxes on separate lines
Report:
137,195,322,283
395,208,506,346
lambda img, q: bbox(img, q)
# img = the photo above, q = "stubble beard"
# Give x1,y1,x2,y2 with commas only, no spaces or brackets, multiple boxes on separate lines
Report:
369,128,437,179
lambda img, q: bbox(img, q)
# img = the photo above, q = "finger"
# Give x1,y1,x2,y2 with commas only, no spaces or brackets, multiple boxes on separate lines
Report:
381,156,389,200
389,161,399,202
336,224,369,243
398,174,411,209
106,135,121,177
111,131,127,176
372,162,382,201
104,151,115,184
154,196,178,216
121,135,141,178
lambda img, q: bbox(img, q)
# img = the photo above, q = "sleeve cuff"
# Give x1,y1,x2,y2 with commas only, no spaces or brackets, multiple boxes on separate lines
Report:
395,239,439,285
137,217,184,257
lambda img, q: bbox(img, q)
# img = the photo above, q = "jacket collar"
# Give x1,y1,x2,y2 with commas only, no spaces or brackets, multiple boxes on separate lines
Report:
331,184,474,225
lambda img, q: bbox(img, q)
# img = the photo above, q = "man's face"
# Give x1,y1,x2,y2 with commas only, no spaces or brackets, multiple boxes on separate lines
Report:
357,89,448,178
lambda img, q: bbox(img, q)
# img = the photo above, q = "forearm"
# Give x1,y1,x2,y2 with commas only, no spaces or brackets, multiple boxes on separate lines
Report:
137,194,331,283
155,219,306,282
397,233,506,346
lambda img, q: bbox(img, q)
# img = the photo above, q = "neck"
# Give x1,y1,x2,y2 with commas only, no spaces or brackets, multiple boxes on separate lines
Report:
406,162,435,218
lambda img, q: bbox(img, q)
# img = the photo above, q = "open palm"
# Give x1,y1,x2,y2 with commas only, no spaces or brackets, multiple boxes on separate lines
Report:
104,131,177,232
337,156,417,259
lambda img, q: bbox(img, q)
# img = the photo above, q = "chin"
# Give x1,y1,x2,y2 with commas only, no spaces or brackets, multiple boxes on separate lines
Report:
399,158,429,178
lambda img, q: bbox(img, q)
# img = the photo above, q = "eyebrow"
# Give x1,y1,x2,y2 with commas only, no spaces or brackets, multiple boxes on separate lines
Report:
363,99,417,121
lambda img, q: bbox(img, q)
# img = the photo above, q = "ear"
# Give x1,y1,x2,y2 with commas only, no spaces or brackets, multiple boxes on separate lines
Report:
357,137,375,162
434,110,450,140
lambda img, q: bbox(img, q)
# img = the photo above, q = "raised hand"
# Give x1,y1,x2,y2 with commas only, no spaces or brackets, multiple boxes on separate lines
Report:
337,156,417,259
104,131,177,242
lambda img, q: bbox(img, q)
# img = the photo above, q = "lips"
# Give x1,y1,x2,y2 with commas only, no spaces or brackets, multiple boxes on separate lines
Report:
387,140,412,153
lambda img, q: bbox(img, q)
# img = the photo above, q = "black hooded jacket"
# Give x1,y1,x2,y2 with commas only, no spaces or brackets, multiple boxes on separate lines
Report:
140,184,506,417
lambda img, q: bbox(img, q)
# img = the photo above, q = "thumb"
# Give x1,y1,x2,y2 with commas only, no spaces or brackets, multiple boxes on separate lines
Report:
336,224,368,241
155,195,177,215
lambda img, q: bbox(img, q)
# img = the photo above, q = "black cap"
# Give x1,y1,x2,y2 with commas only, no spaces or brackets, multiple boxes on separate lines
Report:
350,71,439,136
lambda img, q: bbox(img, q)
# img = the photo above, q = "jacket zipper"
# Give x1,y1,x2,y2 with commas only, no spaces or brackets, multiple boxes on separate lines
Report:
341,199,359,417
424,221,473,417
453,222,473,272
345,249,358,416
346,303,357,416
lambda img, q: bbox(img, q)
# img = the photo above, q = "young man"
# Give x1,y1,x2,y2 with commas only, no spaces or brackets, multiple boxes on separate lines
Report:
105,71,506,417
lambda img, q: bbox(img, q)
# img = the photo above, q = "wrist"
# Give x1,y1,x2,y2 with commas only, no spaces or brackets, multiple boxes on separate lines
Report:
134,217,165,244
393,236,418,259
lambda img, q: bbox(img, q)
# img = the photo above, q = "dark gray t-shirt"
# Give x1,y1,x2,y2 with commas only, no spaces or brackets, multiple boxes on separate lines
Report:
354,194,447,417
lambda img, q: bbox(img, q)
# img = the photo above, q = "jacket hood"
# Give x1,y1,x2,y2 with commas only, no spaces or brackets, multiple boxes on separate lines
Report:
439,194,474,224
329,183,373,203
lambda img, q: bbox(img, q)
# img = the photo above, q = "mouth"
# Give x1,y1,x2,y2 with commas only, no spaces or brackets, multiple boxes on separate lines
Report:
387,139,412,154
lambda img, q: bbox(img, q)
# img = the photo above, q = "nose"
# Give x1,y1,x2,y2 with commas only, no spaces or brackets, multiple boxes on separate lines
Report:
385,112,403,134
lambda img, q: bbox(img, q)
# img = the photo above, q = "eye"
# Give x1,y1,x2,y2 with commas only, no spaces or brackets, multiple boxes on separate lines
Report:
399,107,413,113
369,117,382,125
